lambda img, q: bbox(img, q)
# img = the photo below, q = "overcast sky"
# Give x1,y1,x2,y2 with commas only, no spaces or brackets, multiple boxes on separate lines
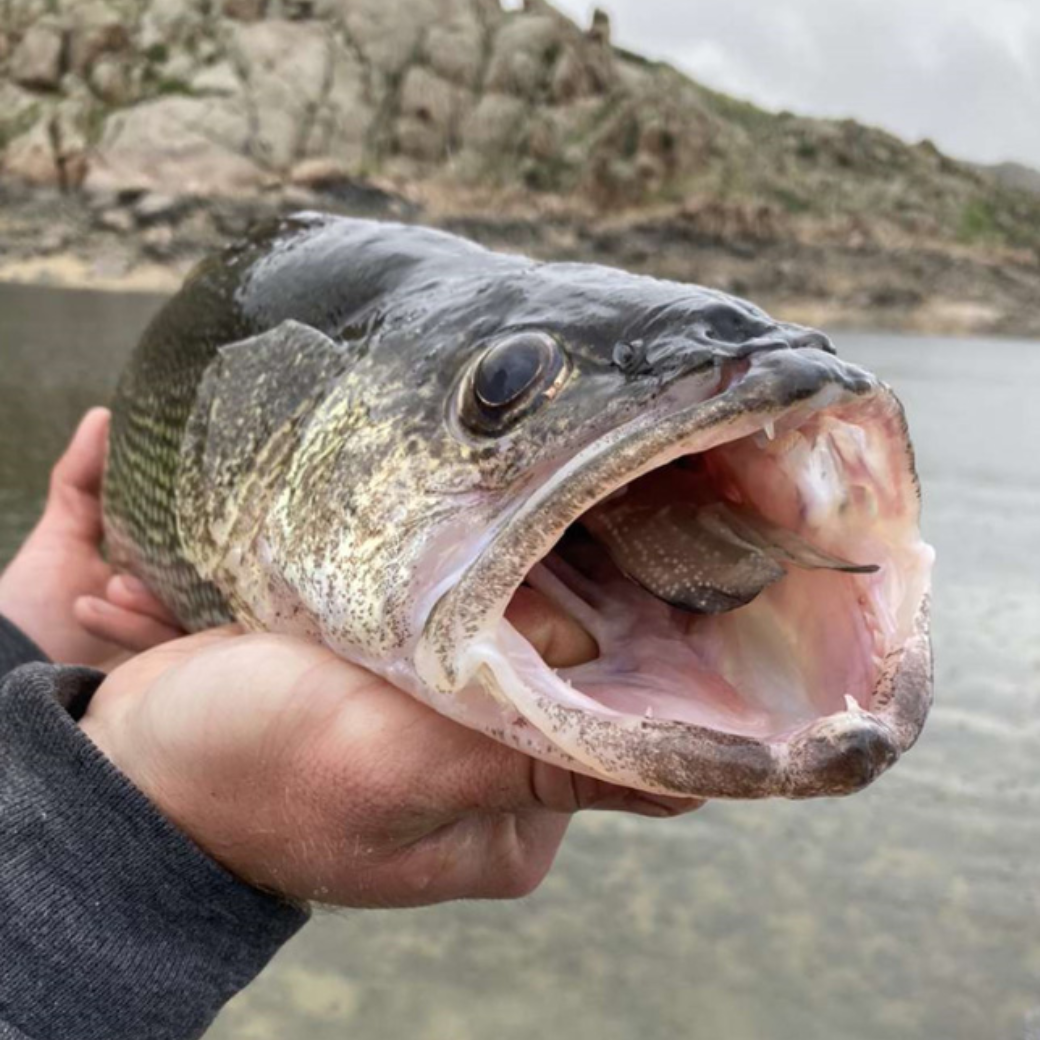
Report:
547,0,1040,170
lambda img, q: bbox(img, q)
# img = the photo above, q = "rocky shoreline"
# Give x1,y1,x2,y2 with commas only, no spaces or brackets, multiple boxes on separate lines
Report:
2,0,1038,337
3,177,1038,339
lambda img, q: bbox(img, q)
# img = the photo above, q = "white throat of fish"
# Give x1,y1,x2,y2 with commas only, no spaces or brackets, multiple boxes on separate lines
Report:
415,365,933,749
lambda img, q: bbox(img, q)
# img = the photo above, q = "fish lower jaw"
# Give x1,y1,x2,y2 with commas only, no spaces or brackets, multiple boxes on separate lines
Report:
454,593,931,801
430,381,933,799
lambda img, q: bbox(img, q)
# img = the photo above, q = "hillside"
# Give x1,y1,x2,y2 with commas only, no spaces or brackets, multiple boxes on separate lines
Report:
979,161,1040,197
1,0,1039,336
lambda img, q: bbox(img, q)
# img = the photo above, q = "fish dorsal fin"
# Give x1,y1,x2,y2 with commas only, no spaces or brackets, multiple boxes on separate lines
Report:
178,320,350,589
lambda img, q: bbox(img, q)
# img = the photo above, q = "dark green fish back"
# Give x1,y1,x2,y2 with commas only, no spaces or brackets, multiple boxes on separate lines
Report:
104,213,491,627
105,247,257,626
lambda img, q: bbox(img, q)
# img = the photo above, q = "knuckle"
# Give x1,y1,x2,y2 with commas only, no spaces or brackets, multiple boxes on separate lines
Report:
489,857,547,900
529,760,602,814
482,817,558,900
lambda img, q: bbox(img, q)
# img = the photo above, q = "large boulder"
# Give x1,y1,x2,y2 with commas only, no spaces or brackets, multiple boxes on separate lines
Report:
0,0,703,203
422,14,487,89
394,65,470,162
66,3,132,77
230,20,340,170
0,82,43,146
3,120,56,184
10,23,64,90
84,96,263,195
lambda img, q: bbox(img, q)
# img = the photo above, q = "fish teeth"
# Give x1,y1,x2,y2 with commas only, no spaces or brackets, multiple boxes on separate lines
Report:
844,693,866,715
763,420,776,441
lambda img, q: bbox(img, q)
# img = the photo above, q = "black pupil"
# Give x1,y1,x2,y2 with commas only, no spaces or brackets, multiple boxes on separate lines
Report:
475,335,547,408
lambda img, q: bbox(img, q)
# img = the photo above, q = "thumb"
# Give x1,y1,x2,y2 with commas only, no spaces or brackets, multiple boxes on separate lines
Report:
443,739,706,819
44,408,111,541
51,408,110,498
97,625,244,699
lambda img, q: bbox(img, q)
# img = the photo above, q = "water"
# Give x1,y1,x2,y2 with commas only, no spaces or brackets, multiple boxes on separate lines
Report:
0,283,165,556
2,282,1039,1040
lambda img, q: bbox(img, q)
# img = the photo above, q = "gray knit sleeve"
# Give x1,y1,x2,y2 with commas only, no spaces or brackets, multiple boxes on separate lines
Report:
0,615,46,677
0,663,309,1040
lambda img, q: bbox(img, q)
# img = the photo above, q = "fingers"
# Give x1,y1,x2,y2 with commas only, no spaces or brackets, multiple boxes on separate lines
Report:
372,757,704,906
381,771,704,909
75,594,184,653
383,773,704,907
585,789,706,818
505,585,598,669
92,624,245,698
46,408,111,540
518,754,706,818
74,574,185,652
346,812,572,908
105,574,182,628
51,408,110,497
420,734,706,821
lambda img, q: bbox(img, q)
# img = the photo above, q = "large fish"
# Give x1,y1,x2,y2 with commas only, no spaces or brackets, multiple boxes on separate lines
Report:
104,214,934,799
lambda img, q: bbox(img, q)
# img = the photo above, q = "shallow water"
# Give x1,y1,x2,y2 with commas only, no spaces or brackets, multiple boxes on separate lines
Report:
2,282,1039,1040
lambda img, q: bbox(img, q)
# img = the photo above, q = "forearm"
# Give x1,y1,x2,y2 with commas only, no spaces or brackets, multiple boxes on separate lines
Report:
0,664,308,1040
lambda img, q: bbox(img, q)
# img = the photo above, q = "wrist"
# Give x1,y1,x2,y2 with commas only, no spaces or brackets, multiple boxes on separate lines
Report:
0,598,43,656
79,712,196,855
78,710,279,897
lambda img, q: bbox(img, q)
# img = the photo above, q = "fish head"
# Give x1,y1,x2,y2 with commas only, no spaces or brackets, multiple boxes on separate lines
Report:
235,222,933,800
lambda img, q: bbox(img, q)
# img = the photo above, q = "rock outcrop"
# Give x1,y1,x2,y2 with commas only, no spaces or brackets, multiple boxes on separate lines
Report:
1,0,651,199
1,0,1039,337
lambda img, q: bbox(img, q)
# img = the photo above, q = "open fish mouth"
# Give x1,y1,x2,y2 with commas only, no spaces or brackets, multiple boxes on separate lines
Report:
420,346,934,799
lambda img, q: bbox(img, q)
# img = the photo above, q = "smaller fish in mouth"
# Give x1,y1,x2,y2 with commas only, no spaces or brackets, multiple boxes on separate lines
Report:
577,458,879,616
103,214,935,802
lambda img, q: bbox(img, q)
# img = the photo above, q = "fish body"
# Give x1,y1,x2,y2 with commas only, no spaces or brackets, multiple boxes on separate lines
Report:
104,214,934,799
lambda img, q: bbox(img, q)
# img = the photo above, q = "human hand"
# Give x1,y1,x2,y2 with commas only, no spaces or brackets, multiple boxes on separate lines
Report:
0,409,183,670
80,628,703,908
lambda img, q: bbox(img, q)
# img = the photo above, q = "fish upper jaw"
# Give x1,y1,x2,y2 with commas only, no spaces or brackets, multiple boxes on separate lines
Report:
413,347,935,799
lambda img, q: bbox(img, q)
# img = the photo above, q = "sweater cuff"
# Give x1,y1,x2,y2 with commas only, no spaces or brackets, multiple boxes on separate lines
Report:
0,664,309,1040
0,615,47,678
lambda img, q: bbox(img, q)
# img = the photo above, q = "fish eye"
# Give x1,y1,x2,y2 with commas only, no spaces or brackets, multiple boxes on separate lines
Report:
463,331,568,435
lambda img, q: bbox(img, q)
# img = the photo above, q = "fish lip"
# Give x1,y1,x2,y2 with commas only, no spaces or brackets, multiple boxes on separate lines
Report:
419,346,933,797
762,593,933,799
519,597,932,800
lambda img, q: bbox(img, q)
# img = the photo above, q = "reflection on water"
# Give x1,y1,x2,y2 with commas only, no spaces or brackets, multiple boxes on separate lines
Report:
2,283,1039,1040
